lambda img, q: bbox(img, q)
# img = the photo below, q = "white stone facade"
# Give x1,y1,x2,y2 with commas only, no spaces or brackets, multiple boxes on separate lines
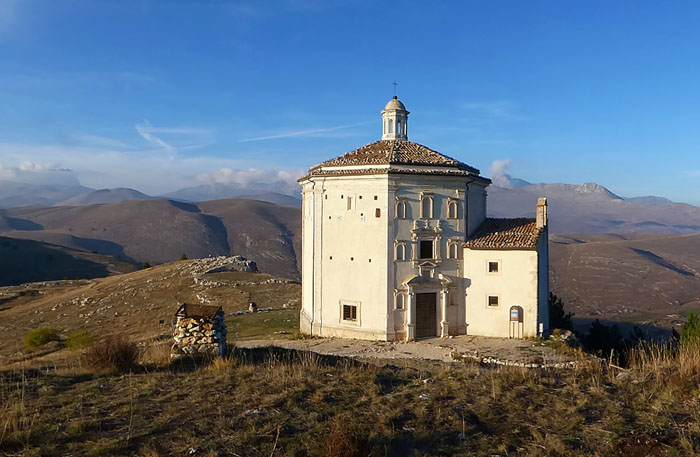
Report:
299,98,549,341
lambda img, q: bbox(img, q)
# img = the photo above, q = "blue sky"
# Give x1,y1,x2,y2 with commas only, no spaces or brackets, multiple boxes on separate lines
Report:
0,0,699,203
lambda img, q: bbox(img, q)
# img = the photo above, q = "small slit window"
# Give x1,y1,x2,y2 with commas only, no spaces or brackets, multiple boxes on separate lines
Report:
488,296,500,308
395,293,405,310
342,304,357,321
347,197,353,210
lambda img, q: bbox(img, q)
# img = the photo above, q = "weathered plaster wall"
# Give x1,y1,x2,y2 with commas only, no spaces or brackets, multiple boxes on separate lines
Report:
463,248,541,338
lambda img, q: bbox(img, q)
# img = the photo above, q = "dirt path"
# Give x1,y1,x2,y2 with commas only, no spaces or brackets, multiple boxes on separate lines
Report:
236,335,578,366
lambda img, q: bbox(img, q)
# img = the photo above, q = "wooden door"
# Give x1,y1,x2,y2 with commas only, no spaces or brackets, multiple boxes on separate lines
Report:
415,293,437,338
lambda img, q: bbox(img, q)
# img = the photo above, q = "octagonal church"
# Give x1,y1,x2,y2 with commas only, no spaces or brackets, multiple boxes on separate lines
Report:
299,97,549,341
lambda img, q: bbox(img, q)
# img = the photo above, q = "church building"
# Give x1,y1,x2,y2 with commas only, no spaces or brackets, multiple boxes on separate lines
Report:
298,97,549,341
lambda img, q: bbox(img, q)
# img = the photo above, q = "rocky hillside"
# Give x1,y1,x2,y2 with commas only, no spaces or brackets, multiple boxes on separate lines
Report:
0,256,300,363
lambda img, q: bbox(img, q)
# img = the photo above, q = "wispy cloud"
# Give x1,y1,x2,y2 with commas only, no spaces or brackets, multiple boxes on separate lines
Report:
239,122,368,142
135,121,214,153
681,169,700,177
459,100,528,123
66,133,132,150
0,0,19,35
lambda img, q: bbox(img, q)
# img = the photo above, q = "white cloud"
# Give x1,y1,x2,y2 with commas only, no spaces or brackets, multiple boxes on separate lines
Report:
0,161,81,186
489,159,513,188
0,141,301,196
196,167,302,195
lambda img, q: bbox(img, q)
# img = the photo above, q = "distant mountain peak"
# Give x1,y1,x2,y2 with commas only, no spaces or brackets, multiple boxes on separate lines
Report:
576,182,622,199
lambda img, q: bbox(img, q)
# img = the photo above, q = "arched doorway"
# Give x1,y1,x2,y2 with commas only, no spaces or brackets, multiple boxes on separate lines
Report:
509,306,523,339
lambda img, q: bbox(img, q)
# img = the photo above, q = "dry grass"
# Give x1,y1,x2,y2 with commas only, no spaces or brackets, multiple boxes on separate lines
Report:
0,341,699,456
85,335,140,373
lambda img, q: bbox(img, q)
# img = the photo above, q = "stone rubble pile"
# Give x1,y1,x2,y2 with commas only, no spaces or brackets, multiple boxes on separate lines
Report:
171,304,227,359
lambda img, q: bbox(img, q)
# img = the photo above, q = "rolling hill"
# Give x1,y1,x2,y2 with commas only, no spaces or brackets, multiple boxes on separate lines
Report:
0,236,136,286
549,233,700,329
0,198,301,279
55,187,155,206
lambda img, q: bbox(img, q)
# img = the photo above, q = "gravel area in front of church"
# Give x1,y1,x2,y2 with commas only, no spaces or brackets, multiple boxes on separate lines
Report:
236,335,579,367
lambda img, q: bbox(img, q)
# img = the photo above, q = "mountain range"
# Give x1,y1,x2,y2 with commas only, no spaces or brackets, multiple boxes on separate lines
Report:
0,198,301,279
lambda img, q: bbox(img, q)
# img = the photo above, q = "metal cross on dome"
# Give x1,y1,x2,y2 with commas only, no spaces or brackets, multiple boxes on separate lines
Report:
393,81,398,97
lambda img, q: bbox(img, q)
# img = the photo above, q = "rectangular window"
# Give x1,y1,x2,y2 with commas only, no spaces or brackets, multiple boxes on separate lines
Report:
419,240,433,259
375,208,381,218
347,197,353,210
342,304,357,321
488,296,500,307
488,261,499,273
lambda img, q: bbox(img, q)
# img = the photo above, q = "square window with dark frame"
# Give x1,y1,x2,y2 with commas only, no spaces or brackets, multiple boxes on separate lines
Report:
419,240,433,259
488,261,499,273
342,304,357,321
488,296,499,307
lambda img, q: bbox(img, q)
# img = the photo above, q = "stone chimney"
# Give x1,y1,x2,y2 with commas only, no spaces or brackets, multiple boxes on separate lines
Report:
536,198,548,229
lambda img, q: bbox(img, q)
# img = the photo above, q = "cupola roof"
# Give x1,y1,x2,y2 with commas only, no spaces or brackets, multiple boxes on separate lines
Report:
384,96,407,111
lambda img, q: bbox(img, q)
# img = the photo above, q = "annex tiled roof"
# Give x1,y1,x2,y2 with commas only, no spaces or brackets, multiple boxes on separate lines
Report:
464,218,544,250
309,140,479,173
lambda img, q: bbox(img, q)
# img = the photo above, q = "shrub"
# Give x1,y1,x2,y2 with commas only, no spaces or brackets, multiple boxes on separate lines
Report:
86,336,139,373
65,330,94,351
549,293,573,331
142,262,152,269
324,415,369,457
680,312,700,347
23,328,61,348
583,319,624,356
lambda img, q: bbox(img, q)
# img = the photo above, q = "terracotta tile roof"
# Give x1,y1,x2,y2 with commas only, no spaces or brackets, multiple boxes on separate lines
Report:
309,140,479,173
176,303,223,319
464,218,544,250
299,166,490,182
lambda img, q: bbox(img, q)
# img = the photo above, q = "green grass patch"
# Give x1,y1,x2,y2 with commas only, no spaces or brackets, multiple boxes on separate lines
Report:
23,328,61,348
228,308,299,340
65,330,94,351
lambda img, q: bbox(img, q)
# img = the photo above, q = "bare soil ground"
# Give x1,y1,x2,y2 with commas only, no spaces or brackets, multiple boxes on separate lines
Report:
237,335,578,366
